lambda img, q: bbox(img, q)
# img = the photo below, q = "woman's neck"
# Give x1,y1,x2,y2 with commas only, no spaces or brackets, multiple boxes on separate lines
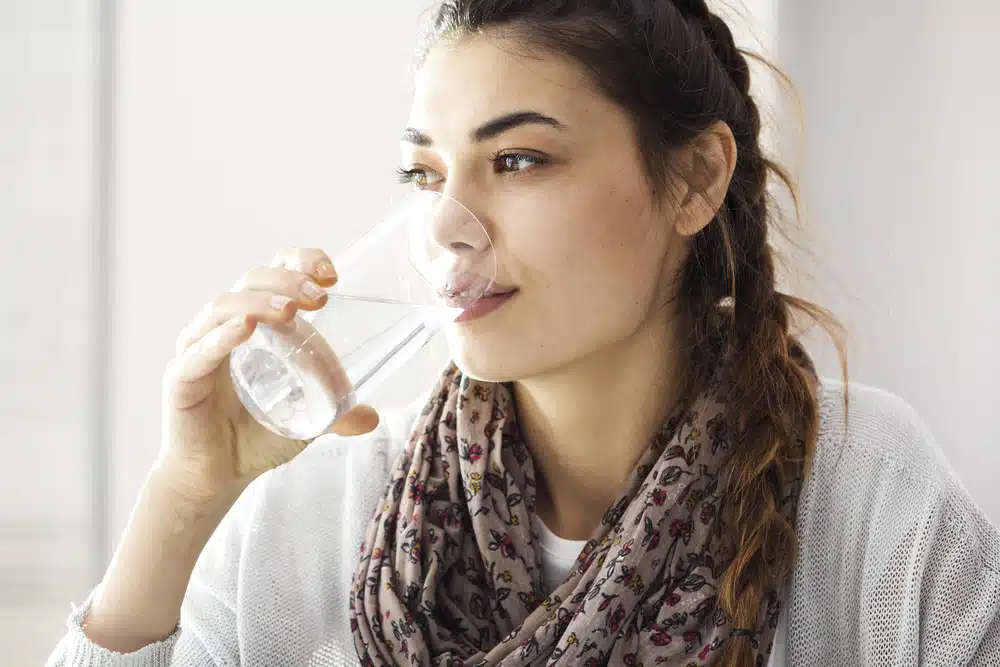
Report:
513,311,686,541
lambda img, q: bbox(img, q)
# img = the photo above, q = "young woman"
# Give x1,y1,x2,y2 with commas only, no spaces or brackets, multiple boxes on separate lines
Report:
48,1,1000,665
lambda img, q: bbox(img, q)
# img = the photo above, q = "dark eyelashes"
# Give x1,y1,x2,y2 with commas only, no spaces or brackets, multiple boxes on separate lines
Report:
396,151,548,187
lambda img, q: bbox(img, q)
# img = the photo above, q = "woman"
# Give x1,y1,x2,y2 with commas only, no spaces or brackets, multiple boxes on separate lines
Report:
48,1,1000,665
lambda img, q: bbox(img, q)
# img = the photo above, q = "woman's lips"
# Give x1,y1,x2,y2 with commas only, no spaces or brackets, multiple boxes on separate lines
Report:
452,289,518,323
442,285,517,309
443,272,495,298
438,273,518,322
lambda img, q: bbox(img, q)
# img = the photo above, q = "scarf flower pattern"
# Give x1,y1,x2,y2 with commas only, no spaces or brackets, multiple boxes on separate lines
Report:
351,364,802,666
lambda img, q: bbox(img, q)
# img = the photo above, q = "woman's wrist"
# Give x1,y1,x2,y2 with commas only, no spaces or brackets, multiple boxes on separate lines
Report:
82,465,239,652
146,454,246,524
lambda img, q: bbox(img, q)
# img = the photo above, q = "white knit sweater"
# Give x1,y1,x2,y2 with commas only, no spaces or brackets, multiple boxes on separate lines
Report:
46,380,1000,666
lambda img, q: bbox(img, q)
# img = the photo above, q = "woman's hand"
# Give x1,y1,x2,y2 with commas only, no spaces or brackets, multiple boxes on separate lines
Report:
82,247,379,653
158,246,379,508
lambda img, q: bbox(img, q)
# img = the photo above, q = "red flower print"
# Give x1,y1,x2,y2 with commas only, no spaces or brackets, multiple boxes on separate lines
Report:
669,519,693,544
642,516,660,551
699,643,711,660
651,488,667,506
700,503,716,525
645,529,661,551
407,472,427,504
609,603,627,634
487,529,516,559
664,592,681,607
462,442,484,464
650,629,672,646
598,593,618,612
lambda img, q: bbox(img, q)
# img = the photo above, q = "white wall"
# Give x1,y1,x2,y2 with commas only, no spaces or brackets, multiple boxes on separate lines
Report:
776,0,1000,517
0,1,98,663
111,1,441,545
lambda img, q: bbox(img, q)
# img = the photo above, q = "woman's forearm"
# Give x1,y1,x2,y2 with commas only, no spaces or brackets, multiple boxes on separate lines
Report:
81,468,240,653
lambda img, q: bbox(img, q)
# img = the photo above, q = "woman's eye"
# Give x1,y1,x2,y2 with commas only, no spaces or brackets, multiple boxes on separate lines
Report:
395,166,443,189
492,153,545,175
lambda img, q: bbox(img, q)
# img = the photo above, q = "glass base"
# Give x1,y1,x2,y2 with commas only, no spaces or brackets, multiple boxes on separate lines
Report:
229,321,357,441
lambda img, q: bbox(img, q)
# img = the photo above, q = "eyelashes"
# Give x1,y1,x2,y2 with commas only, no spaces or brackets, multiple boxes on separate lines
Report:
396,151,549,189
486,151,547,175
395,166,431,187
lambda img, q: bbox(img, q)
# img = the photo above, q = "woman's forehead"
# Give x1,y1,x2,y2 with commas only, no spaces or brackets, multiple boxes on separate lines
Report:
407,36,604,138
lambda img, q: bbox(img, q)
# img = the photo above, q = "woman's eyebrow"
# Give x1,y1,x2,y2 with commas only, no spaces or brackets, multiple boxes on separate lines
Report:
401,111,567,147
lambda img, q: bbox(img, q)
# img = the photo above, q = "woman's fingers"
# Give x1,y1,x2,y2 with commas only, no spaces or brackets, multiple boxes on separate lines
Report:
165,317,256,409
170,313,380,434
228,266,330,299
176,267,330,356
262,250,378,437
176,289,289,355
168,246,349,418
330,404,381,437
269,247,338,287
174,248,337,356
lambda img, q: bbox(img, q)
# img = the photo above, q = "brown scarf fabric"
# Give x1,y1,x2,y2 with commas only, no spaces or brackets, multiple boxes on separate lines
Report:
350,364,805,666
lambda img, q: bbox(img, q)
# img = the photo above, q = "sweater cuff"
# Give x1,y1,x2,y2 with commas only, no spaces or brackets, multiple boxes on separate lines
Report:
62,588,181,667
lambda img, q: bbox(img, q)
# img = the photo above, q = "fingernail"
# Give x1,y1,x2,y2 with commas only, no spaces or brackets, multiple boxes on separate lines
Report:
301,279,326,300
315,260,336,280
270,295,294,311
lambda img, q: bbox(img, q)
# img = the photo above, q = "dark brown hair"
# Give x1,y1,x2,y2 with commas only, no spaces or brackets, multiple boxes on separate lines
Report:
420,1,844,665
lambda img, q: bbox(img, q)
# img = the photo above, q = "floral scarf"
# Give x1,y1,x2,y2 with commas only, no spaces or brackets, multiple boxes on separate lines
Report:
350,364,805,666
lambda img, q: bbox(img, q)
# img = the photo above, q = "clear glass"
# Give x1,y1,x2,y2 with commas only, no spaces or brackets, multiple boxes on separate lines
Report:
228,191,496,441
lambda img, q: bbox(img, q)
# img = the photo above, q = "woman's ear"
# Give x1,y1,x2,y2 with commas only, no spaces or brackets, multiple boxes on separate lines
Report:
672,121,738,237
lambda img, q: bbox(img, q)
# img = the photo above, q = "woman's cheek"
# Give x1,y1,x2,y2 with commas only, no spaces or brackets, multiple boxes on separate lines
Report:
493,172,661,286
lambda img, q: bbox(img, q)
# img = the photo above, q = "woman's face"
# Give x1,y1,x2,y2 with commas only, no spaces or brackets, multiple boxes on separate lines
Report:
402,35,688,381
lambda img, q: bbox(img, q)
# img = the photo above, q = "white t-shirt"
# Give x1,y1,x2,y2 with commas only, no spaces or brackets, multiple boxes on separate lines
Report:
533,515,588,592
533,515,785,665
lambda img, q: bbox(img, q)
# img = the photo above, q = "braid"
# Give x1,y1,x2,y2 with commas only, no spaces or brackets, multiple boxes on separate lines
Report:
672,0,752,97
673,3,821,665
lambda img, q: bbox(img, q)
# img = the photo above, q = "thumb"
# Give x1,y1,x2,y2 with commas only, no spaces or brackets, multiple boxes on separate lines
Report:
329,404,380,437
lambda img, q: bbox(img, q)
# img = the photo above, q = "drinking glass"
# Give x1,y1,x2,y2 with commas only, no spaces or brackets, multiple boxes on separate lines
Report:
229,190,496,440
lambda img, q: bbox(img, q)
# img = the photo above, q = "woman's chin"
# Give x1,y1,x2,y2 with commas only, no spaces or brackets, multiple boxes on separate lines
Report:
446,333,522,383
450,350,517,383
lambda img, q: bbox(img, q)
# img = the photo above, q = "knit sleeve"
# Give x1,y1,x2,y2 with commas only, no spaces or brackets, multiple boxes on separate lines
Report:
970,609,1000,665
918,492,1000,665
793,380,1000,665
44,473,272,667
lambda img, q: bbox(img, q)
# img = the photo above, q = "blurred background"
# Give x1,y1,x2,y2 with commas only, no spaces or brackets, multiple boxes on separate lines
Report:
1,0,997,663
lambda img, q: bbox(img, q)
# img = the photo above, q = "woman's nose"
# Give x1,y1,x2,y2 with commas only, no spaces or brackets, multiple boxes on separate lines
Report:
426,193,491,256
418,192,496,290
